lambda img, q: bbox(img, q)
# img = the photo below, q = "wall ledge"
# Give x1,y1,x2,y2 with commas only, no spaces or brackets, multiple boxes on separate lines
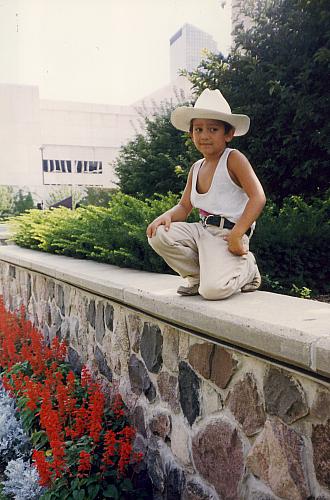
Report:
1,245,329,379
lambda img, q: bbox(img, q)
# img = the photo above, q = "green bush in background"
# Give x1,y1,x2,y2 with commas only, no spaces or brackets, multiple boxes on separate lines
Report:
10,192,329,298
251,193,330,297
10,192,184,274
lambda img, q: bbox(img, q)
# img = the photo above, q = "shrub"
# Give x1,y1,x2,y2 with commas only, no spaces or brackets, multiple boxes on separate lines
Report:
10,192,189,274
251,194,330,296
10,192,329,297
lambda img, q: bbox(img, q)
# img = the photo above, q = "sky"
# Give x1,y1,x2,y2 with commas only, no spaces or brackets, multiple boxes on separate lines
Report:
0,0,232,106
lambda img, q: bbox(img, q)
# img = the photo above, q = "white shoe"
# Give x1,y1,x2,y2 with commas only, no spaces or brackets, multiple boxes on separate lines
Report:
177,283,200,296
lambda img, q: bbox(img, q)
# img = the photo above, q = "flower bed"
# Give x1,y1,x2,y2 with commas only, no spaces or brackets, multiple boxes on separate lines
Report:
0,298,146,499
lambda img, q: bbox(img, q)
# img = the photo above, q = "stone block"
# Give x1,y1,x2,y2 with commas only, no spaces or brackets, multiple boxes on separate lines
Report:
225,372,266,436
131,405,147,438
182,477,219,500
162,325,180,372
157,371,180,413
179,361,200,426
87,299,96,328
27,273,32,301
140,322,163,373
111,309,130,376
314,337,330,378
69,316,79,341
49,306,62,340
241,475,282,500
170,416,191,467
60,317,70,341
247,418,312,500
312,419,330,490
47,279,54,300
94,345,112,382
55,283,65,315
179,330,190,359
264,367,309,424
202,381,222,417
105,303,114,331
311,388,330,422
126,312,142,352
128,354,157,402
188,342,213,379
149,412,171,440
165,460,186,500
210,346,237,389
95,302,105,343
192,417,245,499
67,346,83,375
147,436,165,495
9,264,16,278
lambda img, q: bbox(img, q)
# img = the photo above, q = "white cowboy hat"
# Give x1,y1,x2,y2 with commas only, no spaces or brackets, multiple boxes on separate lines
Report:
171,88,250,136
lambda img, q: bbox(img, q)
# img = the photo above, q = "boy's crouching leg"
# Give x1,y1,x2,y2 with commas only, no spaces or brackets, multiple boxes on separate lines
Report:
199,252,258,300
147,225,171,255
199,282,236,301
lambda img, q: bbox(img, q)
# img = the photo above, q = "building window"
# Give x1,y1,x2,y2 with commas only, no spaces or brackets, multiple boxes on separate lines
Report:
42,159,102,174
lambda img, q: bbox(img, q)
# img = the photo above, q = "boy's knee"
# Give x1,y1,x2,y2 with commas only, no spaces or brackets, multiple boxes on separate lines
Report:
199,282,235,301
148,226,169,251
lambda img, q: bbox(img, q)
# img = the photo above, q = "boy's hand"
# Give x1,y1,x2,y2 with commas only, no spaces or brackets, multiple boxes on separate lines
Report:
223,231,248,256
146,214,172,238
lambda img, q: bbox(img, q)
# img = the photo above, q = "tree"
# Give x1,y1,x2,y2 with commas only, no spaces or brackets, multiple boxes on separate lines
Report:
0,187,14,218
12,190,34,214
80,187,118,207
114,108,200,198
185,0,330,201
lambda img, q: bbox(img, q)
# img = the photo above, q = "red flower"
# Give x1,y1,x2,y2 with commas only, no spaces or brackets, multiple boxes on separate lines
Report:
32,450,52,487
78,450,92,477
112,393,125,418
102,430,117,467
88,390,105,444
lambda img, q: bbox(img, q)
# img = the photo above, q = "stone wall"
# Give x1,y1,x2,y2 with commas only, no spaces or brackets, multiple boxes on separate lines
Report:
1,260,329,500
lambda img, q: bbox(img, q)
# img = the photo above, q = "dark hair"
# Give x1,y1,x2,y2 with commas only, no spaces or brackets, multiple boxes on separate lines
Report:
189,119,234,135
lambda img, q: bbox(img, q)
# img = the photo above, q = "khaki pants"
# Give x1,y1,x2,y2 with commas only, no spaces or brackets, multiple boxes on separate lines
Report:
148,221,257,300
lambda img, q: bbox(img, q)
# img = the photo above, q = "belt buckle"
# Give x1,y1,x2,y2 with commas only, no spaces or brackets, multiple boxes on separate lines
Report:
202,215,212,227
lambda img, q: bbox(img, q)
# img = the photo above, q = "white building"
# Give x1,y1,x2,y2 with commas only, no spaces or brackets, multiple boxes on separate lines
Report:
170,23,218,81
0,83,139,191
0,22,222,198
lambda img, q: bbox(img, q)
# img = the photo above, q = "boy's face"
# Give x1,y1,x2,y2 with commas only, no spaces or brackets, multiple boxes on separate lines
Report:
190,119,234,159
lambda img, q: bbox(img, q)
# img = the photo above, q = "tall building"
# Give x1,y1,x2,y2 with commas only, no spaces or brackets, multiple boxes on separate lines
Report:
170,23,218,81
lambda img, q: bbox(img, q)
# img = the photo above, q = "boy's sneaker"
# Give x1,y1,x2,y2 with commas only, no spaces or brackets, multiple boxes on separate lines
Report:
177,283,200,296
241,266,261,293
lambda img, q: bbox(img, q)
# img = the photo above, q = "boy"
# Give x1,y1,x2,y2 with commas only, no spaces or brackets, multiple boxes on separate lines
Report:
146,88,266,300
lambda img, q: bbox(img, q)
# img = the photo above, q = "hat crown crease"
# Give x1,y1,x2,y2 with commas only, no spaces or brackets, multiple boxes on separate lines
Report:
194,89,232,114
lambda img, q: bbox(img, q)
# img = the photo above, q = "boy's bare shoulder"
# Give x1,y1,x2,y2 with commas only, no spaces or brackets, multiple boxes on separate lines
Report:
228,149,252,171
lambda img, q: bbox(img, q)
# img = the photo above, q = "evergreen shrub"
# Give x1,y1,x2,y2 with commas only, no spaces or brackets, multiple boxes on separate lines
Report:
10,192,329,297
10,192,185,274
251,194,329,296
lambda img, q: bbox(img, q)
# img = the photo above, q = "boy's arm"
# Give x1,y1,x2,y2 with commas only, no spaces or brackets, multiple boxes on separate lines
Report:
225,150,266,256
146,167,194,238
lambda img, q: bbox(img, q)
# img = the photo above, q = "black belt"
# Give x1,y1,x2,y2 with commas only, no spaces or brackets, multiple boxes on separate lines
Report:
200,215,251,237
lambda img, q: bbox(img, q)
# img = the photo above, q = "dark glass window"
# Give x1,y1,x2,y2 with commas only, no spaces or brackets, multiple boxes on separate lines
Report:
55,160,60,171
60,160,65,172
66,161,72,173
77,161,82,173
43,159,48,172
49,160,54,172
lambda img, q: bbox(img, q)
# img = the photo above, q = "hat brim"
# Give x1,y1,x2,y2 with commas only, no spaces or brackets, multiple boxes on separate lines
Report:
171,106,250,136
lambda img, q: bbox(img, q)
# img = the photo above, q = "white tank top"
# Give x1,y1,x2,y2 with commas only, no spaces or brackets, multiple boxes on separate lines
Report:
190,148,250,223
